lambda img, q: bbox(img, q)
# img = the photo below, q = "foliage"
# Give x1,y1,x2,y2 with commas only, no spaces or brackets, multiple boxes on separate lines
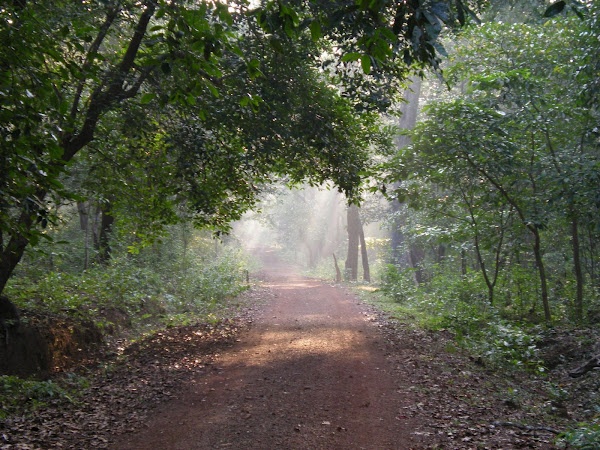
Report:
6,225,250,330
495,264,542,320
0,0,403,297
256,0,485,111
380,264,417,303
380,11,600,323
559,418,600,449
470,322,545,373
374,260,549,372
0,374,88,419
7,262,160,322
159,246,250,314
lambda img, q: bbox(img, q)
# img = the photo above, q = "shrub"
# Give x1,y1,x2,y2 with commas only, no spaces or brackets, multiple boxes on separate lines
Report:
559,419,600,449
380,264,417,303
471,322,545,373
0,374,88,419
5,238,251,330
377,262,546,372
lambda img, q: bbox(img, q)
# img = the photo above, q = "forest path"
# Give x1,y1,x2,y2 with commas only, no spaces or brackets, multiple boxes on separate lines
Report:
114,249,423,449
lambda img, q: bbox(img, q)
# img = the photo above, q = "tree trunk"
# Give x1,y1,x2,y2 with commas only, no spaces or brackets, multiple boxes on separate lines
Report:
571,215,584,323
0,208,36,293
437,244,446,264
77,201,89,231
409,246,425,284
531,226,551,322
461,248,468,277
345,204,360,281
588,226,599,290
78,202,90,270
390,200,407,266
390,77,421,265
468,206,506,307
333,254,342,283
358,218,370,282
95,201,115,265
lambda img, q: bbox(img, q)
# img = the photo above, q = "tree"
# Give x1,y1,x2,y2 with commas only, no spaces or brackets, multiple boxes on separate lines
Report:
1,0,487,306
1,0,239,293
255,0,482,111
344,204,360,281
0,1,394,298
385,14,600,322
389,78,423,282
450,18,599,322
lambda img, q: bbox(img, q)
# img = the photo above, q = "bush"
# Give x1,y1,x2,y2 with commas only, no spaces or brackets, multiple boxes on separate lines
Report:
5,234,252,331
468,322,545,373
161,247,250,314
6,262,162,321
0,374,88,419
376,262,546,372
559,419,600,449
380,264,417,303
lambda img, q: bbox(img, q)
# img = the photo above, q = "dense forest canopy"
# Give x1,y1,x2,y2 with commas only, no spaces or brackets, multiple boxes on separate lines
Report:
380,0,599,324
2,0,463,295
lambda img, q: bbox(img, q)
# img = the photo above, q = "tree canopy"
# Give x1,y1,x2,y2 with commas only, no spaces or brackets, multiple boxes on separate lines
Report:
383,5,600,322
0,0,461,294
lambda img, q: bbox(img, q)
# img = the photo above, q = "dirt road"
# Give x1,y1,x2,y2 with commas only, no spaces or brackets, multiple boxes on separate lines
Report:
0,251,573,448
114,252,422,449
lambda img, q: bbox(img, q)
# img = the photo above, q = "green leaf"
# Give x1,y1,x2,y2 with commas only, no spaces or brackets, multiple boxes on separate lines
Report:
544,1,566,18
360,55,372,74
309,20,322,41
140,93,156,104
186,94,197,106
247,58,263,79
341,52,361,63
207,83,219,98
269,37,284,53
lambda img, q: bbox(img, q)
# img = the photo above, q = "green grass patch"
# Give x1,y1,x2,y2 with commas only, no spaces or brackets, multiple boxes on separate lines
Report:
0,374,89,419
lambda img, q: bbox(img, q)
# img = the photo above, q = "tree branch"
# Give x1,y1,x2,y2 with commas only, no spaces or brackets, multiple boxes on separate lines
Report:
70,4,122,121
63,0,157,161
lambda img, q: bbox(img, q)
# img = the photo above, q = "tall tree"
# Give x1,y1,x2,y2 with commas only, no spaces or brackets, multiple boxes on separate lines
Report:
0,0,476,304
345,204,370,282
345,204,361,281
389,78,423,283
448,17,599,321
385,13,600,322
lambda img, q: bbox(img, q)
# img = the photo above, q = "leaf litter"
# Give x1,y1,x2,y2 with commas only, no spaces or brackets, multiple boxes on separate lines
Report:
0,280,597,449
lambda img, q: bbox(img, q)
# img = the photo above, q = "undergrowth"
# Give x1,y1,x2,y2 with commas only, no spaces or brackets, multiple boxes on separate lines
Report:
1,236,254,421
376,264,548,373
369,263,600,448
5,243,252,333
0,374,89,419
559,418,600,449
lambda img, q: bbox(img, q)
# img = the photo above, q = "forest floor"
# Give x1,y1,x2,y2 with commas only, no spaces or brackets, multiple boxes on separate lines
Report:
2,249,596,449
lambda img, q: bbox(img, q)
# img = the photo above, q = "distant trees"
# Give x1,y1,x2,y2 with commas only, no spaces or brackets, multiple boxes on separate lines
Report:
345,205,370,282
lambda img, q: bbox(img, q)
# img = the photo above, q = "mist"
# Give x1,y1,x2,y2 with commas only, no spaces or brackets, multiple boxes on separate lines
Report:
232,184,390,282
